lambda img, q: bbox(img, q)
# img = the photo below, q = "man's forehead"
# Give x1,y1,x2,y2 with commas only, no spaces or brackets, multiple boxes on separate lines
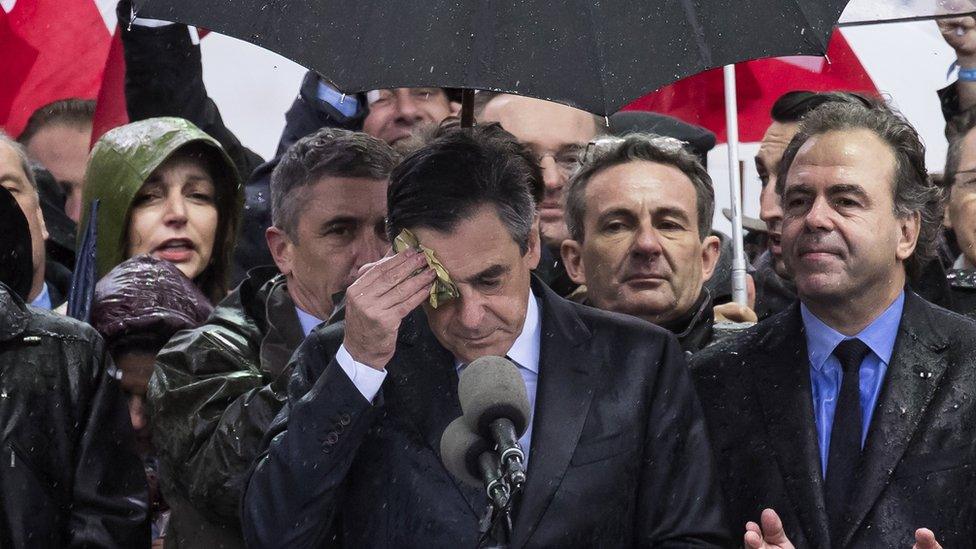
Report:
587,161,696,209
410,207,519,278
482,95,596,145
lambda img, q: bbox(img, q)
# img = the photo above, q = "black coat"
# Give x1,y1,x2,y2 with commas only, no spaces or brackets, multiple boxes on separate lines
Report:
242,278,730,547
691,291,976,548
0,283,148,547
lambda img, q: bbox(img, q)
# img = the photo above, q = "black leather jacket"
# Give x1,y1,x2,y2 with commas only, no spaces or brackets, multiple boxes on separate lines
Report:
0,283,148,548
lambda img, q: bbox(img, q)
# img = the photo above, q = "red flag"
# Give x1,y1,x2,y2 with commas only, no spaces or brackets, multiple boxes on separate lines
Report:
0,0,114,138
623,31,879,143
90,28,129,145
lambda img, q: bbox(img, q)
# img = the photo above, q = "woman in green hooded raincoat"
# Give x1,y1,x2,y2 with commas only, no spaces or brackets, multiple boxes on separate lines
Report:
80,117,242,304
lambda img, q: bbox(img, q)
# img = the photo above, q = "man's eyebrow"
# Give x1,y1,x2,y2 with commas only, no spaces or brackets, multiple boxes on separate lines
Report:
826,183,870,200
318,215,358,229
596,207,639,221
464,264,509,283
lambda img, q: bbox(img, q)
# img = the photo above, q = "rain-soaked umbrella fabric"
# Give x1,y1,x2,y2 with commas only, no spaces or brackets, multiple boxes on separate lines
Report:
133,0,850,116
0,186,33,300
68,199,99,322
840,0,976,26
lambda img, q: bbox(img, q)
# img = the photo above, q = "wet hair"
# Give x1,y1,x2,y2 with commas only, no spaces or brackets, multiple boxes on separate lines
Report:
18,98,95,145
770,91,874,124
271,128,399,240
776,101,943,278
564,133,714,243
0,132,39,192
386,125,540,254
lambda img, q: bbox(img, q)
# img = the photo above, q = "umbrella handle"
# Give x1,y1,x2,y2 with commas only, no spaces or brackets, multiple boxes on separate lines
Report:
723,64,749,307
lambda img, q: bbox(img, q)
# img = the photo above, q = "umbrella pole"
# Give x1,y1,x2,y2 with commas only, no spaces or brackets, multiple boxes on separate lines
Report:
723,64,749,307
461,89,475,128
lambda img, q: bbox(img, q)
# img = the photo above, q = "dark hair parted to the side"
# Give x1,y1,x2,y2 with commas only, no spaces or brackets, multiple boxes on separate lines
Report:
18,98,96,145
776,101,943,278
271,128,399,239
564,133,715,243
770,90,874,124
387,125,541,254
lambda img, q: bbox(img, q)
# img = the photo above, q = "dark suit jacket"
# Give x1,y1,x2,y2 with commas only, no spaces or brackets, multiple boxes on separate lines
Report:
242,279,730,548
691,291,976,548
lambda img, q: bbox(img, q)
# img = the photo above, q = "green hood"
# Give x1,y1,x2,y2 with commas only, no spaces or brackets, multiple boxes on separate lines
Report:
80,118,242,298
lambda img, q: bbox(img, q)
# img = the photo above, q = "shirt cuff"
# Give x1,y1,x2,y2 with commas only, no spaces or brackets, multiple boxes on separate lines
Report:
335,344,387,403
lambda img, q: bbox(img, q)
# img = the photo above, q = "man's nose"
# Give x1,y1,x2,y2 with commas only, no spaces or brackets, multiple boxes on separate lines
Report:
129,395,147,431
355,231,388,269
803,196,834,231
632,223,663,257
457,291,486,329
539,155,565,192
394,93,422,120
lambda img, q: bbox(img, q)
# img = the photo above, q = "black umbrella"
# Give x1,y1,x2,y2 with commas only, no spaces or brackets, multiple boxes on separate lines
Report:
0,186,33,300
132,0,850,116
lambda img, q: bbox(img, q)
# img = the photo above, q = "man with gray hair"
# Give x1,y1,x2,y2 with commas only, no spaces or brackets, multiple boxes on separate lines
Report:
0,132,55,309
692,101,966,549
150,128,398,547
560,134,752,353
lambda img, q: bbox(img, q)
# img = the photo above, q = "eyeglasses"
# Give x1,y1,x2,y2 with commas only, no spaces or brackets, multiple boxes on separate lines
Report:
532,147,585,176
581,134,688,165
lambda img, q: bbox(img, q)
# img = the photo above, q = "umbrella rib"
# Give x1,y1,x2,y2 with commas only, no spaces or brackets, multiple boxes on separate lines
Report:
678,0,713,69
790,0,831,52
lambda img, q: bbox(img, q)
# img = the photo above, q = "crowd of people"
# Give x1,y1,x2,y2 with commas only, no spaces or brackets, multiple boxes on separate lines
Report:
7,7,976,549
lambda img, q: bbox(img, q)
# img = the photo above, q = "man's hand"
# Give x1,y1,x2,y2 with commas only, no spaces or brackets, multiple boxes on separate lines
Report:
342,248,436,370
913,528,943,549
744,509,795,549
714,302,758,323
939,16,976,66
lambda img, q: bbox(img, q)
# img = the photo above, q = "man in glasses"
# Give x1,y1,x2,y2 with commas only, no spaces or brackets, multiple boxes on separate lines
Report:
479,93,602,296
942,109,976,315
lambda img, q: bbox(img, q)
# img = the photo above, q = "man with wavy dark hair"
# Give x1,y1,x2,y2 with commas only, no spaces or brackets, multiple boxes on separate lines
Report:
693,101,966,549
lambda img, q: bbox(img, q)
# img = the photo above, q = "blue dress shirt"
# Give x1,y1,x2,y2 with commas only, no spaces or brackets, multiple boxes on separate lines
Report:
801,291,904,477
29,282,51,310
294,306,325,338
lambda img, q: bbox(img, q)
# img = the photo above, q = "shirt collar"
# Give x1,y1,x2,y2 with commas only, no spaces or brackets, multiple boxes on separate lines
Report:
29,282,51,310
800,290,905,372
954,254,974,270
294,305,324,337
454,289,541,374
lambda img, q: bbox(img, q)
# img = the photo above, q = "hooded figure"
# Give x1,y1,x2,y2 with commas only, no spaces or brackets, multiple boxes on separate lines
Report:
80,117,242,304
91,254,214,545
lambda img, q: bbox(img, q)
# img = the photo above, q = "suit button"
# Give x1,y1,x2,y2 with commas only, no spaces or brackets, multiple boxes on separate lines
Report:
339,413,351,426
325,432,339,445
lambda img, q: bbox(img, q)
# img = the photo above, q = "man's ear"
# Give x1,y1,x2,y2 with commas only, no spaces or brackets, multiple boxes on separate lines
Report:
560,239,587,286
896,211,921,262
700,234,722,282
526,216,542,270
266,226,295,277
449,101,462,117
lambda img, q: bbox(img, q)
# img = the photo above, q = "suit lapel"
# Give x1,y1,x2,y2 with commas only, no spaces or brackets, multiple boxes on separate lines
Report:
836,293,949,547
754,306,831,549
386,310,484,517
511,281,595,547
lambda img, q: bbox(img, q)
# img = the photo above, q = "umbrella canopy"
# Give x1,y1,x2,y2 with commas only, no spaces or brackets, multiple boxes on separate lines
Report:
133,0,850,116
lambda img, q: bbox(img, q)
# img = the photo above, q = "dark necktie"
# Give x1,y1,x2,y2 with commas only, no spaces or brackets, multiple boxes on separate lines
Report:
824,338,871,543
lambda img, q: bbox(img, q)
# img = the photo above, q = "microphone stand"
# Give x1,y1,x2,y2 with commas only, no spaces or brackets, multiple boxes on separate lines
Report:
476,451,523,548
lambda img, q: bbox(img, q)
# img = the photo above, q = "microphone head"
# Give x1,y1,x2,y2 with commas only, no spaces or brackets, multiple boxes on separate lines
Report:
458,355,531,438
440,416,491,488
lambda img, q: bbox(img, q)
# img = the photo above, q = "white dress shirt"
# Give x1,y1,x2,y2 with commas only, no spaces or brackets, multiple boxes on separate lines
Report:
335,291,542,461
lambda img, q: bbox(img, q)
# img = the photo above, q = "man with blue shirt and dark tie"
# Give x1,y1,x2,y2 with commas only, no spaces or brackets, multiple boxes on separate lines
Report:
148,128,398,547
692,101,975,549
242,124,730,547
